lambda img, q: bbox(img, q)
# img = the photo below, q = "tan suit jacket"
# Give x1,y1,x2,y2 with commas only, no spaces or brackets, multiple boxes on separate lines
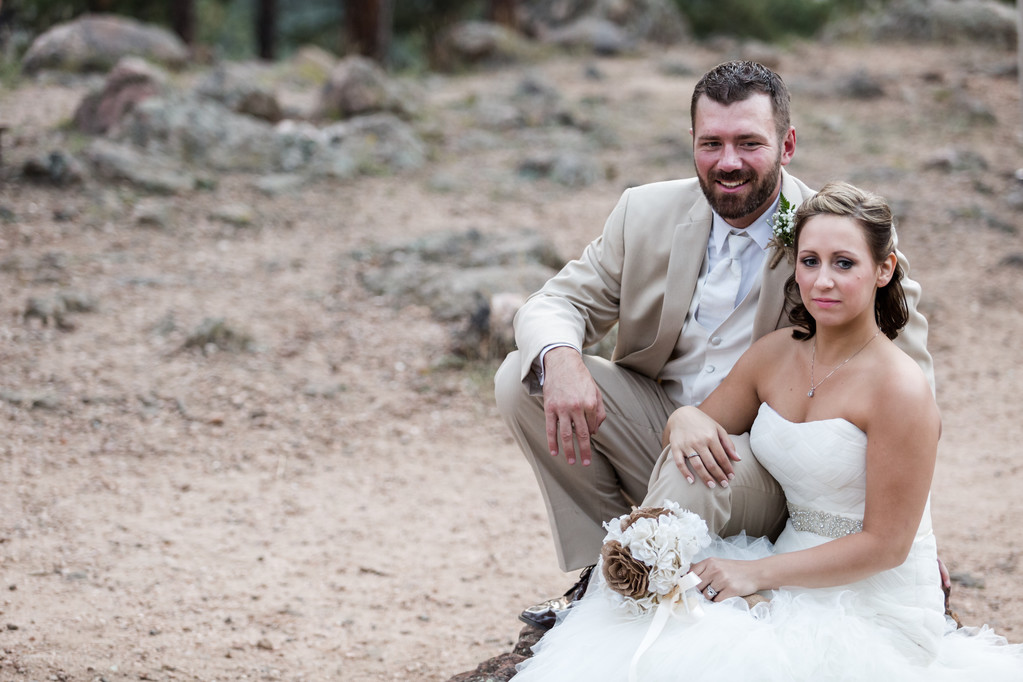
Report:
514,169,933,393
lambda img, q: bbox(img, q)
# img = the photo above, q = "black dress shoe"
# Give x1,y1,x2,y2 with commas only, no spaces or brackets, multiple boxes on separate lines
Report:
518,565,595,630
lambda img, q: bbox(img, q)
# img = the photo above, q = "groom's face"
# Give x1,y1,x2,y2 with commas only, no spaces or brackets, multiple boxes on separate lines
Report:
691,93,795,229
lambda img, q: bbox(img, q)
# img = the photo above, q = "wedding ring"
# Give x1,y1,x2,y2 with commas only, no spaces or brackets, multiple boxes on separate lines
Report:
705,586,718,599
686,452,700,459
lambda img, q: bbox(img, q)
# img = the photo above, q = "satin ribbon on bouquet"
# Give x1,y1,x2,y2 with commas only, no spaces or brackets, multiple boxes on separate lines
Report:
628,570,705,682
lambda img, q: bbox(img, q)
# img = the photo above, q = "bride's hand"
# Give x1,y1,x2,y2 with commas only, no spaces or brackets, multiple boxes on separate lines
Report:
693,557,760,602
663,406,739,488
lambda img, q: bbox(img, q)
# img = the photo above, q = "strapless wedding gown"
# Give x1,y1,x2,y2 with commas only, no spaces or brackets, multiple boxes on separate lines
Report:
513,403,1023,681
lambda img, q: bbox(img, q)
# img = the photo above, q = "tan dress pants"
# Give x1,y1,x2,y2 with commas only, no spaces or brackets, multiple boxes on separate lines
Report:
494,351,787,572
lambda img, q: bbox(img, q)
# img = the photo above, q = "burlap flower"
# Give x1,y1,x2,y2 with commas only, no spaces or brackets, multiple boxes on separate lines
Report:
621,506,671,531
600,539,650,600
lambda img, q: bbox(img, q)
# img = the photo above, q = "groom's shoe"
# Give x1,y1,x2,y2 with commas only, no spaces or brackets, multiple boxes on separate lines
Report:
518,565,595,630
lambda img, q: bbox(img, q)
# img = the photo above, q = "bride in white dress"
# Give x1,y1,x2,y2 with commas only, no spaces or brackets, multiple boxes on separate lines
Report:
512,182,1023,681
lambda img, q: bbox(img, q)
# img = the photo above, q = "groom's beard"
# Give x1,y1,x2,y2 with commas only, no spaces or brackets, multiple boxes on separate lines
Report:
698,156,782,221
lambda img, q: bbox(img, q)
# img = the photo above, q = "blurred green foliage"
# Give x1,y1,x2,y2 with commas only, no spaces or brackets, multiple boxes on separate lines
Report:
674,0,865,42
4,0,1013,66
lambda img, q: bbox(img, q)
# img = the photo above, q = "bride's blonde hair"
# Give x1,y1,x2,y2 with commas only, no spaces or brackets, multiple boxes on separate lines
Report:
784,181,908,340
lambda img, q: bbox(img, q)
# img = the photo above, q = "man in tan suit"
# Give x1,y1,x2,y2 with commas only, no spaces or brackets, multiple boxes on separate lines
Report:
494,61,932,628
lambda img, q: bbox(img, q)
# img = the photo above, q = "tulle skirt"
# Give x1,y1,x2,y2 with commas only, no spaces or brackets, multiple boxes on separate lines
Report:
513,534,1023,682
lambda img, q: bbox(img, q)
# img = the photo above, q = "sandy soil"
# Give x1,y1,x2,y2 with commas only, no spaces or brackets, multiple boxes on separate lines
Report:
1,38,1022,681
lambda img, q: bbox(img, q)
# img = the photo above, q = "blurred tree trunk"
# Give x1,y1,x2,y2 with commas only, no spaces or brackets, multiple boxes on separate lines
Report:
488,0,517,28
1017,0,1022,145
170,0,196,45
345,0,393,63
257,0,277,60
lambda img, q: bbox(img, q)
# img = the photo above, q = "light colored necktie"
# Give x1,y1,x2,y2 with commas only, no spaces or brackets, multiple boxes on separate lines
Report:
696,231,749,329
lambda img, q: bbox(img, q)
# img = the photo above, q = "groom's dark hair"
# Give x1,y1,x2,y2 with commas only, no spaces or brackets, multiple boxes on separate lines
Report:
784,182,909,341
691,60,791,142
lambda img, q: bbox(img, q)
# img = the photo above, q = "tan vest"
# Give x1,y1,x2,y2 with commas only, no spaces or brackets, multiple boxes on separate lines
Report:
659,259,764,407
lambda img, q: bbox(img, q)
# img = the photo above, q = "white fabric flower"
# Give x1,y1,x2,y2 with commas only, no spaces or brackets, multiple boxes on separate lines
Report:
598,501,712,612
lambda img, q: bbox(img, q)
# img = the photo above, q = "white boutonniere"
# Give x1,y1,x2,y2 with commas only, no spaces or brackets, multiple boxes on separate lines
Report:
767,194,796,268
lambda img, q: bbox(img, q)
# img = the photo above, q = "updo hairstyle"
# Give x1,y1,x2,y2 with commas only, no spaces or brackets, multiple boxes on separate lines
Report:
784,181,908,340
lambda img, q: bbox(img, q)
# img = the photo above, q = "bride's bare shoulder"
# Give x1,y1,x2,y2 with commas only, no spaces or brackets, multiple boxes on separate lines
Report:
872,340,938,418
749,327,804,355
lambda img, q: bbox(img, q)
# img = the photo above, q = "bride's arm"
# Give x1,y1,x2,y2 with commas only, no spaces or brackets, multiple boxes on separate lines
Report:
694,357,939,598
661,331,782,487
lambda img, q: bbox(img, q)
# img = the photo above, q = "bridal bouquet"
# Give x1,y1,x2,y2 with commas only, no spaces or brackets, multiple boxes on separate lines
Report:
599,500,711,616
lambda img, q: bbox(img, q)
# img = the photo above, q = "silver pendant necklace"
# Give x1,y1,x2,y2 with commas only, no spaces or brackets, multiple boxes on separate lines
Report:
808,329,881,398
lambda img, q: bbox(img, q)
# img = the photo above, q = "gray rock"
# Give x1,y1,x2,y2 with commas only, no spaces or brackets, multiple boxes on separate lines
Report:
273,120,359,178
483,291,527,359
318,113,427,174
835,0,1017,48
550,153,601,187
923,148,989,173
14,54,425,187
0,390,61,411
836,69,885,100
210,203,256,226
437,21,540,70
85,138,196,194
1,252,69,284
658,57,696,77
1000,253,1023,268
948,88,997,126
22,150,87,186
59,290,99,314
182,317,255,354
316,55,420,120
474,97,526,131
115,94,280,173
132,198,172,229
519,151,602,187
358,228,562,271
24,295,70,327
949,571,985,589
252,173,309,196
524,0,689,46
1007,188,1023,212
22,14,189,75
356,229,563,359
301,382,347,398
24,290,98,329
72,56,168,135
542,17,634,55
111,91,425,178
194,62,284,123
286,45,338,85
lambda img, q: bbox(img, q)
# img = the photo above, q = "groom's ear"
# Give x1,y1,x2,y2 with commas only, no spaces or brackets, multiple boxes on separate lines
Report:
877,253,897,287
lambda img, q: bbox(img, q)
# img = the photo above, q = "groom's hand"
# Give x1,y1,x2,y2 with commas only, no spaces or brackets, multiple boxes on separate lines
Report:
542,347,606,466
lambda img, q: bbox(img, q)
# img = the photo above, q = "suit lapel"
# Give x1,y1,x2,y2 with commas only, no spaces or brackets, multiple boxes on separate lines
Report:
620,202,711,372
752,170,803,339
753,256,792,339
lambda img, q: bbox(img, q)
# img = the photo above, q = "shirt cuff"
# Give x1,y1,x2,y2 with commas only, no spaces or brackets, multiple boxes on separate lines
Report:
536,343,580,386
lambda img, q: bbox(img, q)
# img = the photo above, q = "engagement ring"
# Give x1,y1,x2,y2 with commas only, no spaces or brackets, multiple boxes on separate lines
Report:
705,586,718,599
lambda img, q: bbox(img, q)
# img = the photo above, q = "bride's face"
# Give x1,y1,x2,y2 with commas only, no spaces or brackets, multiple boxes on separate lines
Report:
795,214,896,327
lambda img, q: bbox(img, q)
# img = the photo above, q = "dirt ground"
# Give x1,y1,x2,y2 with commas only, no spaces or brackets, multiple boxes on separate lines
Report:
1,37,1022,682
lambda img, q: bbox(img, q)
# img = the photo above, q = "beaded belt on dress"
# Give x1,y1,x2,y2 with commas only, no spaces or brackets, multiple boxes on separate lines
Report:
787,502,863,539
